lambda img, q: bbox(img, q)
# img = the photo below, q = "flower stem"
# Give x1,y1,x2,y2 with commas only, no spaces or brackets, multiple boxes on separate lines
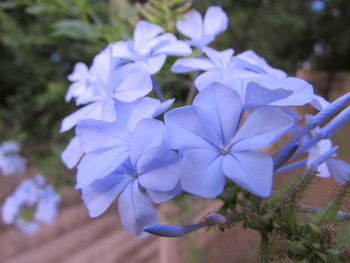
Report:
151,75,165,102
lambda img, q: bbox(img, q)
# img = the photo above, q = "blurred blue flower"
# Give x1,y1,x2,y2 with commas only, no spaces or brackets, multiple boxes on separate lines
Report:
1,175,60,235
81,119,181,237
165,83,294,198
304,120,350,184
176,6,228,48
0,141,26,176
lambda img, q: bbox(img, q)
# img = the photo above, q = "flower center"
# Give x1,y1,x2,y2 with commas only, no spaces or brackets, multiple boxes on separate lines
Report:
219,144,231,156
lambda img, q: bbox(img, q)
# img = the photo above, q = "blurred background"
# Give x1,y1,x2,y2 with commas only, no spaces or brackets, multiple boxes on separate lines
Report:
0,0,349,262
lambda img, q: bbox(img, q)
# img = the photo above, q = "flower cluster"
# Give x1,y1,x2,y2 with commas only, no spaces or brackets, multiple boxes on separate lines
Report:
61,6,350,238
1,175,61,235
0,140,26,176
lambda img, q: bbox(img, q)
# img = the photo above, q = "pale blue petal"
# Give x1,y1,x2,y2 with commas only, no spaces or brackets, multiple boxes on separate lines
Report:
61,136,84,169
194,70,222,91
244,82,293,109
68,62,89,82
317,162,331,178
187,35,215,48
153,40,192,56
147,183,181,204
235,50,287,79
306,139,332,167
152,98,175,117
193,82,242,143
76,119,130,153
114,97,161,131
66,62,90,103
176,11,203,40
111,41,135,60
164,106,221,150
171,57,215,73
233,106,295,151
133,21,163,50
82,172,133,217
223,151,273,197
144,33,176,51
90,44,118,96
137,147,180,191
60,100,116,132
203,6,228,37
203,47,233,68
118,181,158,237
76,147,130,188
266,77,314,106
143,54,167,74
181,149,224,198
101,99,118,122
310,94,330,111
114,66,152,102
130,119,165,166
327,159,350,184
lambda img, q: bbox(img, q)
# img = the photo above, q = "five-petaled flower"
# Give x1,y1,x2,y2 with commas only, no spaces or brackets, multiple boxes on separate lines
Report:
165,83,294,198
80,119,181,237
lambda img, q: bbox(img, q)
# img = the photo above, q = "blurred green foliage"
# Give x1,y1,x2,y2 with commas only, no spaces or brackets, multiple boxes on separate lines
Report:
0,0,135,180
0,0,349,183
191,0,350,72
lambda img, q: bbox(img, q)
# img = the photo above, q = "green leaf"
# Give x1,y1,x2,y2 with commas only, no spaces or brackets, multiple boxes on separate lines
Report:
25,5,46,15
52,19,94,40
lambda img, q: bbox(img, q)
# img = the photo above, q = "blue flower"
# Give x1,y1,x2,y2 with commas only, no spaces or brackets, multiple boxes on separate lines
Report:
164,83,294,198
63,96,174,172
65,62,96,106
111,20,191,96
61,45,123,132
172,47,315,107
80,119,181,237
61,39,179,133
304,121,350,184
0,141,26,176
176,6,228,48
1,175,60,235
61,96,174,169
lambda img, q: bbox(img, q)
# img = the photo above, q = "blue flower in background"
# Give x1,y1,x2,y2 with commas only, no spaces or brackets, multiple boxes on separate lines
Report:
303,116,350,184
61,45,123,132
165,83,294,198
0,141,26,176
65,62,97,106
81,119,181,237
1,175,60,235
176,6,228,48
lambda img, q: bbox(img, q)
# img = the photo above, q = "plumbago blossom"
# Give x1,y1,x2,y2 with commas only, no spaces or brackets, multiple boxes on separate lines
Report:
1,175,60,235
80,119,181,237
61,19,189,169
165,83,294,198
176,6,228,48
61,5,350,245
172,47,317,108
307,137,350,184
0,141,26,176
280,114,350,184
302,115,350,184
